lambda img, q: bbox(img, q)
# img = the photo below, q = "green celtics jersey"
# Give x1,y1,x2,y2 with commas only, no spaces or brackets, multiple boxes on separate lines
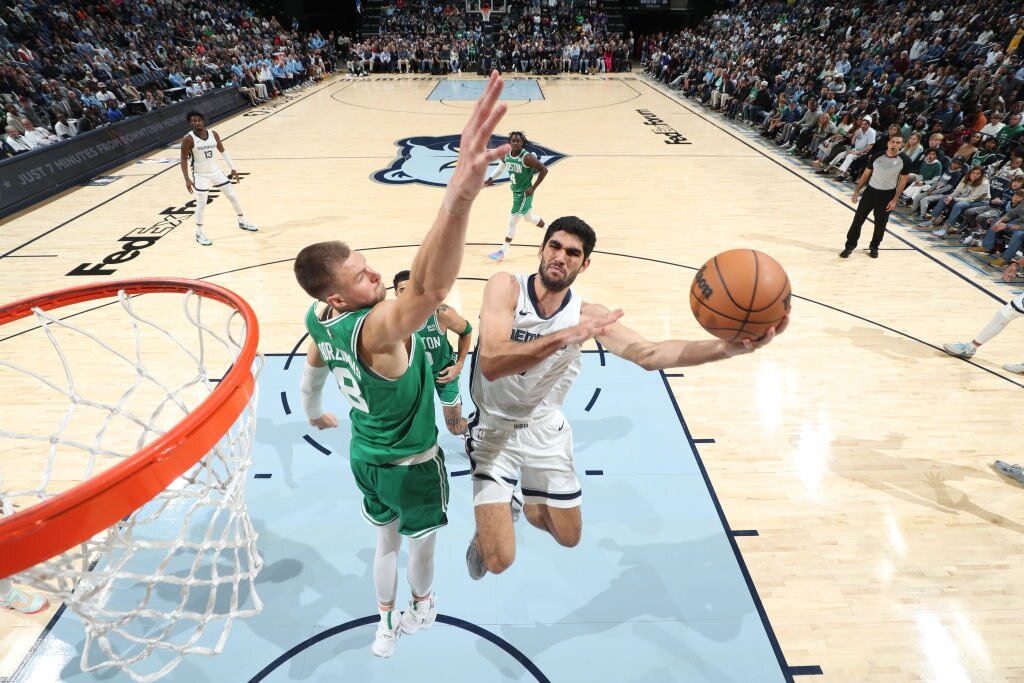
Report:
305,303,437,465
417,312,456,375
505,150,535,194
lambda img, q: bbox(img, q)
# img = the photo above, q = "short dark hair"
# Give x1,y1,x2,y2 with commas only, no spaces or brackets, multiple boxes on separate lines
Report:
509,130,527,143
294,241,351,300
393,269,410,290
185,110,204,122
542,216,596,259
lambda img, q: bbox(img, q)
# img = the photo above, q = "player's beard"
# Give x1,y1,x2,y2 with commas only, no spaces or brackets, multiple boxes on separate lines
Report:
537,260,579,292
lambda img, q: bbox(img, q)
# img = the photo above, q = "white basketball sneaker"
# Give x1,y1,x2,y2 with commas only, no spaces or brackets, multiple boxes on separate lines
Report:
237,219,258,232
400,593,437,634
371,609,402,658
0,585,48,614
195,231,212,246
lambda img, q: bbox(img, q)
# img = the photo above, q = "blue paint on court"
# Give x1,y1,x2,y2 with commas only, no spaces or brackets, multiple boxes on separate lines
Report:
15,353,787,683
428,79,544,101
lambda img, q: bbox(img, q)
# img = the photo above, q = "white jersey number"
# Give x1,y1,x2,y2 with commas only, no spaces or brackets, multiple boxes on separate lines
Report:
332,367,369,413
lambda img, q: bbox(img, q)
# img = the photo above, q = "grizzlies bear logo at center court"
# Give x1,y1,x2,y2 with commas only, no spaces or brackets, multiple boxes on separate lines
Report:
373,135,567,188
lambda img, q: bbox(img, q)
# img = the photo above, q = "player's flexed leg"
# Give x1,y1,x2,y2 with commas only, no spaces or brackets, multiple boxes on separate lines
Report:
180,111,257,246
484,131,547,261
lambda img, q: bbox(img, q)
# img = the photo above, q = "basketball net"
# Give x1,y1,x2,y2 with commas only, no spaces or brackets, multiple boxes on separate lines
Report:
0,281,263,682
481,4,491,22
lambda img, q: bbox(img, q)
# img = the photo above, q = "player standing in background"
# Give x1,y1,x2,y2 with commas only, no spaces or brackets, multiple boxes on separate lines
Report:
393,270,472,435
180,111,257,246
293,73,509,658
485,131,547,261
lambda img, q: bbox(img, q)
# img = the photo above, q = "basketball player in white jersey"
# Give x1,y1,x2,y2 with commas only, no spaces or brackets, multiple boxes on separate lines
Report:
942,289,1024,484
179,111,257,246
465,216,787,579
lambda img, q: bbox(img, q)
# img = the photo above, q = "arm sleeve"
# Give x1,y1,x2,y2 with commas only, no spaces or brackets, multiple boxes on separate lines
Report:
300,362,331,419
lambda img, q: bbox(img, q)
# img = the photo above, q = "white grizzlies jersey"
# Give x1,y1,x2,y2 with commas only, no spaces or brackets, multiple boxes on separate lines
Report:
189,130,220,175
471,273,582,421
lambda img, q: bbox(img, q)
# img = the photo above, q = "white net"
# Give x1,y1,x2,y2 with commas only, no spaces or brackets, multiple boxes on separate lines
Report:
0,285,263,682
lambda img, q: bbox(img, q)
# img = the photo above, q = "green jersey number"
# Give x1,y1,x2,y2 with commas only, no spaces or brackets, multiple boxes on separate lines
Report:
332,366,369,413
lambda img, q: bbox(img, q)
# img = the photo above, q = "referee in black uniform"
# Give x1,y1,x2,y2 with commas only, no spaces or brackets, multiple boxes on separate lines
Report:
840,134,912,259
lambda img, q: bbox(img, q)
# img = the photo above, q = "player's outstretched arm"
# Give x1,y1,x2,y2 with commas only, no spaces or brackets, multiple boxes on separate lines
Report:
363,71,510,351
300,340,339,430
436,304,472,384
590,301,786,370
478,274,623,380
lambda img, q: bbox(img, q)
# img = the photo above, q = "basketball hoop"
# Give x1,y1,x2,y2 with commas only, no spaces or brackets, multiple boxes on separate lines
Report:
0,278,263,682
481,4,492,22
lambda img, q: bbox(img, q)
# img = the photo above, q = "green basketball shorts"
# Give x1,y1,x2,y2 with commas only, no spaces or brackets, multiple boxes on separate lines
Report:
350,447,449,537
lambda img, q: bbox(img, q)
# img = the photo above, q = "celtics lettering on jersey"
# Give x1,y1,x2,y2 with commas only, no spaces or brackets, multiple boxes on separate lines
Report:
418,312,456,375
305,303,438,465
505,150,535,194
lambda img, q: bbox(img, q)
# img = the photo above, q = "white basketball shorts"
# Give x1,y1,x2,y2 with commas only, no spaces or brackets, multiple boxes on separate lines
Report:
192,170,231,191
466,410,581,509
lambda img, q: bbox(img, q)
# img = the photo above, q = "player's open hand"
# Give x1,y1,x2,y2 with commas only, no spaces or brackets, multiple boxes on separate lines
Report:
563,307,624,346
445,71,510,212
184,178,194,194
309,413,339,430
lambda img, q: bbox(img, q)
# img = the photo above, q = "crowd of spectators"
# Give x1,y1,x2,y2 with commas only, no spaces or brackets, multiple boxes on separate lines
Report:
642,1,1024,273
1,0,339,159
341,0,632,76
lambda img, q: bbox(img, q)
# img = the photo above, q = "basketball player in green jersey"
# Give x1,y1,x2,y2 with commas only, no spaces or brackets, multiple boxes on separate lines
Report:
293,72,510,659
484,131,548,261
393,270,472,435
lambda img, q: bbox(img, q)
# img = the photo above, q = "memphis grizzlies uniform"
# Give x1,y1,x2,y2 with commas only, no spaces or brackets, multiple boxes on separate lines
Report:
505,149,535,216
188,129,230,191
468,273,583,509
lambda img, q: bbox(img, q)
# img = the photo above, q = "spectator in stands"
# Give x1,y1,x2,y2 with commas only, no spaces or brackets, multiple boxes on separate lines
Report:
20,117,55,146
903,148,943,204
2,125,33,155
53,113,76,140
930,166,992,234
966,189,1024,267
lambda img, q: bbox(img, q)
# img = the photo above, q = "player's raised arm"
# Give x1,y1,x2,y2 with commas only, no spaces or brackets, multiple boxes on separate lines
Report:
363,72,510,352
477,273,622,380
591,300,786,370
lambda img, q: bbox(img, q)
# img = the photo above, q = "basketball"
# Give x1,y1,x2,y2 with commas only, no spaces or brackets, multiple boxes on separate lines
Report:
689,249,791,341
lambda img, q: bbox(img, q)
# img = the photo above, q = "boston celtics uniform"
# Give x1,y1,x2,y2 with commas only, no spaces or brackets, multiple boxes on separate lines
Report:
305,303,449,537
417,312,461,407
505,149,536,215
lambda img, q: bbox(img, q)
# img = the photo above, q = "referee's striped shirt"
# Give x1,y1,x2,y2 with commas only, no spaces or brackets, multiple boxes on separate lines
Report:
867,152,912,191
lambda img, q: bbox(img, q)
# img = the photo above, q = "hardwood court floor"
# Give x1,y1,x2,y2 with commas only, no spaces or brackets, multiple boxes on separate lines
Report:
2,72,1023,682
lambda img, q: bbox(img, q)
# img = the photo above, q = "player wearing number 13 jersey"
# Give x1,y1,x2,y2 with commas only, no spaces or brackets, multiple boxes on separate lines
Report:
292,70,512,660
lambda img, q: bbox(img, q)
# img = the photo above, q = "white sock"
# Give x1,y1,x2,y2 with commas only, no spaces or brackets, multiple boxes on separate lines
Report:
406,532,437,598
504,214,520,246
193,189,208,227
975,302,1023,345
222,183,244,215
373,520,402,606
